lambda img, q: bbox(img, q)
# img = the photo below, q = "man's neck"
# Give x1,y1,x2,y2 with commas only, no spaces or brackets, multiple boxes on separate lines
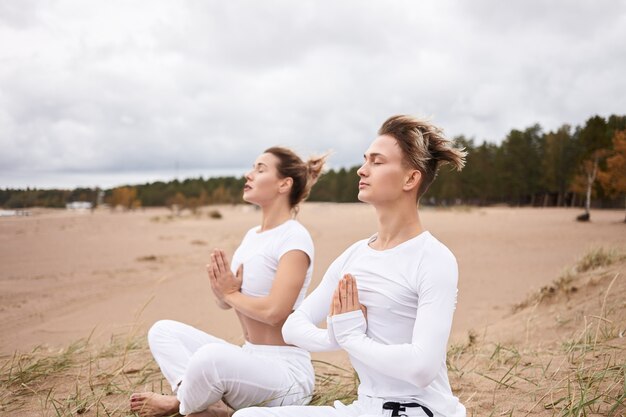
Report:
371,200,423,250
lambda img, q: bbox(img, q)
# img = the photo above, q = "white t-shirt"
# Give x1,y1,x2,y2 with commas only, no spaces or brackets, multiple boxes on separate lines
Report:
282,231,465,417
231,219,314,310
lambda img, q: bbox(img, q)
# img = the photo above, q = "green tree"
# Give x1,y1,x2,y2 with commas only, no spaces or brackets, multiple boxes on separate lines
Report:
499,125,543,205
541,125,577,206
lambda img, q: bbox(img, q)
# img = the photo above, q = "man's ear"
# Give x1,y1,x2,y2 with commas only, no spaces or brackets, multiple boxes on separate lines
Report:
403,170,421,192
278,177,293,194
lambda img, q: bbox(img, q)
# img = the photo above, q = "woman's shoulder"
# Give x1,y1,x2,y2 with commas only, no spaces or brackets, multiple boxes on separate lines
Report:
280,219,313,239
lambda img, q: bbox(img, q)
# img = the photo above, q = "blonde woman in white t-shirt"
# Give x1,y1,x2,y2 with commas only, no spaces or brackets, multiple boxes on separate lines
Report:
130,147,327,417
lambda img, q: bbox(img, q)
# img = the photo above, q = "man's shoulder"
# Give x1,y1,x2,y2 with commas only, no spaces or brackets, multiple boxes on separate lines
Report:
422,232,456,261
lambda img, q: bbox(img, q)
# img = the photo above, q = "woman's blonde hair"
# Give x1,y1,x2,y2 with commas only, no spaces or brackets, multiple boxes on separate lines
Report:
264,147,328,210
378,115,467,200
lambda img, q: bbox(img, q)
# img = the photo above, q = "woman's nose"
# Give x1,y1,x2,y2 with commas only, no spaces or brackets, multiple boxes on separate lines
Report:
357,163,367,177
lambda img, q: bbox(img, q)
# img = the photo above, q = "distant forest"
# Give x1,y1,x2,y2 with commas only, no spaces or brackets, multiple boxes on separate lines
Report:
2,114,625,211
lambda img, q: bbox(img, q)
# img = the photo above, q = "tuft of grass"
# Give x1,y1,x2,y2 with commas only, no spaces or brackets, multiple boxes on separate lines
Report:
0,333,163,416
513,247,624,313
576,247,622,273
309,361,358,406
136,255,159,262
513,269,578,312
208,209,223,219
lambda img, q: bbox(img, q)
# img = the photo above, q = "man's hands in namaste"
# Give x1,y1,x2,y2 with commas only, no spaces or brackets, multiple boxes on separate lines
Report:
330,273,367,319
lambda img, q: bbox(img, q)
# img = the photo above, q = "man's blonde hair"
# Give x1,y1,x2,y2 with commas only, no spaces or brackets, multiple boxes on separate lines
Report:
378,115,467,200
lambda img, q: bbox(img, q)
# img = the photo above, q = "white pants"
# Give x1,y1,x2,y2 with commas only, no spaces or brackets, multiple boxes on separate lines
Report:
148,320,315,415
233,395,436,417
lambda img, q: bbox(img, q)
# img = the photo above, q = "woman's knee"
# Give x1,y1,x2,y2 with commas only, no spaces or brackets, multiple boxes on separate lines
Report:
147,319,180,346
186,343,240,381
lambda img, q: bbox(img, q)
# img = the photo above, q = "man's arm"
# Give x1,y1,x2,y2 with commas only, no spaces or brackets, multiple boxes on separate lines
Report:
331,260,458,387
281,256,347,352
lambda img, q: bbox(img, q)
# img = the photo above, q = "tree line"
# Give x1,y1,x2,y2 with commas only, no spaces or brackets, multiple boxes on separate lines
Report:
2,114,624,216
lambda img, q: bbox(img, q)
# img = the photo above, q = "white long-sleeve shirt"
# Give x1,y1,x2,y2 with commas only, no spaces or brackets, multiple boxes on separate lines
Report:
282,231,465,417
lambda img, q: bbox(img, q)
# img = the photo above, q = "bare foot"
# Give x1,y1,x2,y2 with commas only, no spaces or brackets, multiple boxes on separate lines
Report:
130,392,180,417
188,401,233,417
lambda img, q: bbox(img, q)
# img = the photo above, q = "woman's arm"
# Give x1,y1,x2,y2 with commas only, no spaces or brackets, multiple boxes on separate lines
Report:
210,249,309,326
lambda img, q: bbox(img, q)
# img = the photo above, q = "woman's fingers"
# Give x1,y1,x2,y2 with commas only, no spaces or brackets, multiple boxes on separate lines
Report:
212,262,221,282
215,250,226,273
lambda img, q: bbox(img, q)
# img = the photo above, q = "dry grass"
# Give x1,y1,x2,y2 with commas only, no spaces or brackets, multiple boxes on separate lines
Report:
450,248,625,416
0,331,164,416
513,246,624,312
1,247,624,416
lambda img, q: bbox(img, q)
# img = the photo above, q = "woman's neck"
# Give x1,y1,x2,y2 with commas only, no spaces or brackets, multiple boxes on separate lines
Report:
372,199,423,250
259,199,293,232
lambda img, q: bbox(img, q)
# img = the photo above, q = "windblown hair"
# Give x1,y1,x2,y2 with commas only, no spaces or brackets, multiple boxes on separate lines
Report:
378,115,467,200
264,147,328,210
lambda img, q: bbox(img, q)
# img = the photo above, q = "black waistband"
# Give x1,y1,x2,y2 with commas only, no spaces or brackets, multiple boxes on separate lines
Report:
382,401,434,417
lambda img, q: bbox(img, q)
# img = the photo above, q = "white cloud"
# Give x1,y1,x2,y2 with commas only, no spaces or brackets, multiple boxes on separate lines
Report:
1,0,625,188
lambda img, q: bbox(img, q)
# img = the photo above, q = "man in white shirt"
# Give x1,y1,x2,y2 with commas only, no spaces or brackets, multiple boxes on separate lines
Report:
234,115,467,417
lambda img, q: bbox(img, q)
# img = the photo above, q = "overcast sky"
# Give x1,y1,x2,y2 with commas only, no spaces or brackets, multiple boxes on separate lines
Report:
1,0,625,189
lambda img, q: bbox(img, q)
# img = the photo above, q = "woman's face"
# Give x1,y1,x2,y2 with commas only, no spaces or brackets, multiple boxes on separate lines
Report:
357,135,417,205
243,152,287,206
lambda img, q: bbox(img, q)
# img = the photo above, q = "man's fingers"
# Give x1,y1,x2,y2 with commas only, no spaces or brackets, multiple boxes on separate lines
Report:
332,288,341,316
346,275,355,310
339,277,346,309
350,275,359,307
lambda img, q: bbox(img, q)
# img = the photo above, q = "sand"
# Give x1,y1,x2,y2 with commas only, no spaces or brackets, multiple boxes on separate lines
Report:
0,203,624,360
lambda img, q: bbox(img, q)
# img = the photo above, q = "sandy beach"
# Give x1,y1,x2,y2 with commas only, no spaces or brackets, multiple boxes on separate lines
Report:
1,203,625,416
1,203,623,358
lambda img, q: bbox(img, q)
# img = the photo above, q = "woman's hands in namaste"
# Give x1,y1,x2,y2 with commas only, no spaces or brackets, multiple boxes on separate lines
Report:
207,249,243,308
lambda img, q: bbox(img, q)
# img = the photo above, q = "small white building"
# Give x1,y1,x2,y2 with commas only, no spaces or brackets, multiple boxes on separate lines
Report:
66,201,93,210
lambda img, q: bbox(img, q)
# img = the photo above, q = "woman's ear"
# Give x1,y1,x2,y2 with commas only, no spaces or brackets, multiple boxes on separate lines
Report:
278,177,293,194
403,170,421,192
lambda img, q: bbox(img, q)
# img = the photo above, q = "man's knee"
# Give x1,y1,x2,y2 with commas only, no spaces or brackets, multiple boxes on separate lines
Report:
233,407,272,417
